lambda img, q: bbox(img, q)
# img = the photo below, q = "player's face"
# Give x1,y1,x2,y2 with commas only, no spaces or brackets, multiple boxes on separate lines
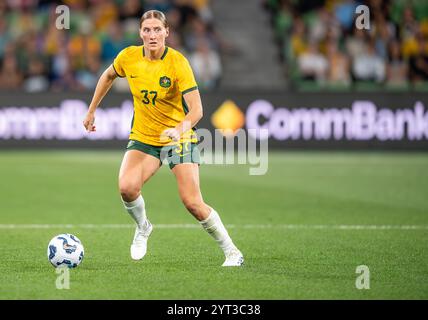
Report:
140,18,169,51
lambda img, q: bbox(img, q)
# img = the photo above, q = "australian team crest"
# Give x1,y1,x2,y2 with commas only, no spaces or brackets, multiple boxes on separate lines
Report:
159,76,171,88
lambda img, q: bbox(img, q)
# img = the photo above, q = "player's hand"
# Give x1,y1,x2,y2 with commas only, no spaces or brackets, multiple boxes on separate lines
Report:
161,128,180,142
83,112,96,132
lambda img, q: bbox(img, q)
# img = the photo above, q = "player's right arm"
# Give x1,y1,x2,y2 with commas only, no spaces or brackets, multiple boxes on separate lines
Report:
83,65,118,132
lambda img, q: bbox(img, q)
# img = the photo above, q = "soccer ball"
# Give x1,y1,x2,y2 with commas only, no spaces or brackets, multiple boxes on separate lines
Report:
47,234,84,268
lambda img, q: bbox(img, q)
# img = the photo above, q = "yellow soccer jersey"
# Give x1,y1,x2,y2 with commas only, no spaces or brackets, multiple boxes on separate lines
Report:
113,45,198,146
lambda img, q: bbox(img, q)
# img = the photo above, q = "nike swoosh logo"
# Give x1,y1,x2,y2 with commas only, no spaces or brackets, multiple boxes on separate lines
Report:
130,75,138,78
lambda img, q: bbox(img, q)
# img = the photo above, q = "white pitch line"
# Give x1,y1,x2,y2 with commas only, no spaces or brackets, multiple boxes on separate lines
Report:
0,224,427,230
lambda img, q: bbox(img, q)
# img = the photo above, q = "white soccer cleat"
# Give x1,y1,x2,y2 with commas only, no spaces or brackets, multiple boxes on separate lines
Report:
222,248,244,267
130,220,153,261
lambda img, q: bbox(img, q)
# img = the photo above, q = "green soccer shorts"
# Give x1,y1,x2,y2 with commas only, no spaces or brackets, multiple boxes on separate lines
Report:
126,140,200,169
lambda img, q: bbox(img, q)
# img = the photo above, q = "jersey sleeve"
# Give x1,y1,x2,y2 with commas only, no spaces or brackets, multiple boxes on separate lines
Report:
112,48,127,78
176,55,198,94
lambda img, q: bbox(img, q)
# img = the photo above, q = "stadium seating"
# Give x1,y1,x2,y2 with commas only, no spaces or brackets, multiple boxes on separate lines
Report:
0,0,221,92
264,0,428,92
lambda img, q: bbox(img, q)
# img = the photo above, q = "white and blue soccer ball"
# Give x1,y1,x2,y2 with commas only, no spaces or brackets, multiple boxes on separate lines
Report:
47,234,84,268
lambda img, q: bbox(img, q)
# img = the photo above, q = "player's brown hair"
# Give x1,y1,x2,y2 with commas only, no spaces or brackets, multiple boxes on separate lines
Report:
140,10,169,28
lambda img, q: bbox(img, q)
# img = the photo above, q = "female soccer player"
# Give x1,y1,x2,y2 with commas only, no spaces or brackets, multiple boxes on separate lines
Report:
83,10,243,266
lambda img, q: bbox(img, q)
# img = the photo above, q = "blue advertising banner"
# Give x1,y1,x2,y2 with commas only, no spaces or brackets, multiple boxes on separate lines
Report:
0,92,427,149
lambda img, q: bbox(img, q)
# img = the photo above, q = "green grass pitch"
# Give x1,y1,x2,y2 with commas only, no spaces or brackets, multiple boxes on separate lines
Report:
0,151,427,299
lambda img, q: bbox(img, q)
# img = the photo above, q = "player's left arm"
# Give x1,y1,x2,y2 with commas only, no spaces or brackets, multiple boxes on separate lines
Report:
164,89,203,141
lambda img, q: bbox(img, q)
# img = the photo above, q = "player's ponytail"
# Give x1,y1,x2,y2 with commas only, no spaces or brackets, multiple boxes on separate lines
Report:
140,10,169,29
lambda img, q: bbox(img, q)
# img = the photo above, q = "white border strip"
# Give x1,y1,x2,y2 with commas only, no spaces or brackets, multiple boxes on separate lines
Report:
0,224,427,230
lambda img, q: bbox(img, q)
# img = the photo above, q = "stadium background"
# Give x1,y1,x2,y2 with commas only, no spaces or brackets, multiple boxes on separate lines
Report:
0,0,427,300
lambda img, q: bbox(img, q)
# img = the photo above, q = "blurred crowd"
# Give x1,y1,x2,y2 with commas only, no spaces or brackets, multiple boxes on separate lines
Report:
0,0,222,92
264,0,428,90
